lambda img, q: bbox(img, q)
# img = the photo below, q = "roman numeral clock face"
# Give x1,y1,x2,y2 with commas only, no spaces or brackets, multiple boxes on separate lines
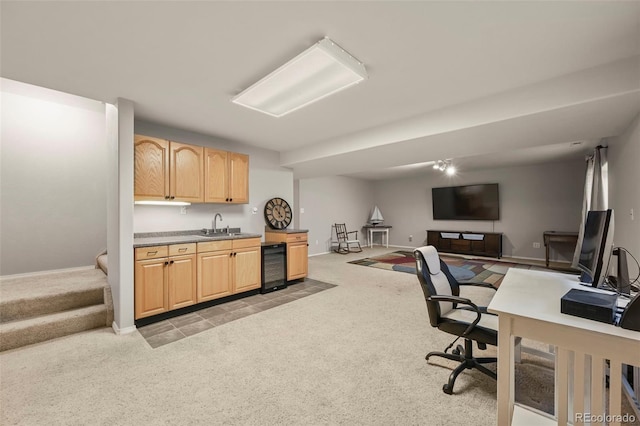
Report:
264,197,292,229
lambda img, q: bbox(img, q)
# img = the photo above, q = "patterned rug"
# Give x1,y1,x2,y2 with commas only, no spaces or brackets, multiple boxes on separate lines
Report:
348,250,541,287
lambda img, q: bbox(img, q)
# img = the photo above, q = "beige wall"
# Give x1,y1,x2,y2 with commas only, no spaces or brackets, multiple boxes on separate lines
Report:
298,176,375,255
0,79,107,275
609,113,640,262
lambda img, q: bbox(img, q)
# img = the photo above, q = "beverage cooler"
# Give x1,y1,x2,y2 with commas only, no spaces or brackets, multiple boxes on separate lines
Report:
261,242,287,293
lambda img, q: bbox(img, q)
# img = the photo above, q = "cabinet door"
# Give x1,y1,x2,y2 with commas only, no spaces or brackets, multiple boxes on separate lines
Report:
228,152,249,204
233,246,261,293
135,258,168,319
197,250,232,302
287,242,308,281
167,254,197,310
204,148,228,203
170,142,204,203
134,135,169,201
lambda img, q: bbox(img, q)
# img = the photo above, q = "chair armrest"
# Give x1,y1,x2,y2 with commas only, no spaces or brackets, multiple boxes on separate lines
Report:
427,295,481,336
459,281,497,291
347,230,358,238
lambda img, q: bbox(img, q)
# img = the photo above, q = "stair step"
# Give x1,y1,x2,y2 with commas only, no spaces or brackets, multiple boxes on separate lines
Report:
0,305,108,352
0,269,107,323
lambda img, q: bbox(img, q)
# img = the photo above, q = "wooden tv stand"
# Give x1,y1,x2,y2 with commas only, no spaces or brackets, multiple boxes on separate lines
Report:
427,230,503,258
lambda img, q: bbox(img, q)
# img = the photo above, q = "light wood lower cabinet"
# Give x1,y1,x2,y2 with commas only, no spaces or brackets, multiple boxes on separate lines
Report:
196,238,261,303
134,244,197,319
264,231,308,281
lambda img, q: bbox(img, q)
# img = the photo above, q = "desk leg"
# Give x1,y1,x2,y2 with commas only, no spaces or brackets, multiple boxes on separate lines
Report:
497,315,515,425
385,229,388,248
545,241,550,268
369,229,373,248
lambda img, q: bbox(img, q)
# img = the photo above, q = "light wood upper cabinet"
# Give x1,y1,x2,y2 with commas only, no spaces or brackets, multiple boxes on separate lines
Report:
204,148,228,203
228,152,249,204
134,135,204,203
134,135,169,201
170,142,204,203
205,148,249,204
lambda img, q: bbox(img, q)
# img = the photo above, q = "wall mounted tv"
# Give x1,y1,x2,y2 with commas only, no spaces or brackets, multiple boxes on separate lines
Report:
432,183,500,221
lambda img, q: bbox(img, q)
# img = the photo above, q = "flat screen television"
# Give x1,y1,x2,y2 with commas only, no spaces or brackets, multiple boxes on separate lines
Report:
432,183,499,221
577,209,614,288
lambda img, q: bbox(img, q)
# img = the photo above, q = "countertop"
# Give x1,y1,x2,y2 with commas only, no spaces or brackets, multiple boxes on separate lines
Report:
263,227,308,234
133,229,261,248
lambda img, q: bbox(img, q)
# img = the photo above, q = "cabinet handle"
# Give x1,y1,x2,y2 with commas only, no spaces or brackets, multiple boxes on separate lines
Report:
229,253,233,257
164,196,170,200
147,251,158,256
178,248,187,252
229,198,233,202
164,261,169,266
170,196,175,200
225,198,229,202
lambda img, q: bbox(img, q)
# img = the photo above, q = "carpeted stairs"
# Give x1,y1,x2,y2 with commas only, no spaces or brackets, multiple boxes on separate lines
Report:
0,269,113,352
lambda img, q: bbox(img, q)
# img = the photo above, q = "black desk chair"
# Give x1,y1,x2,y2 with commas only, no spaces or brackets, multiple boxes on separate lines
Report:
413,245,498,394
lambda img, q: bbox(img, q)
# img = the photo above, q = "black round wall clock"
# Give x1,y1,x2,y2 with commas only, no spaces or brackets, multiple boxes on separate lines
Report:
264,197,292,229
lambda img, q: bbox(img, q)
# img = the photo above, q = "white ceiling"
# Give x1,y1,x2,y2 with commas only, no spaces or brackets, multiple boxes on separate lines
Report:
2,1,639,180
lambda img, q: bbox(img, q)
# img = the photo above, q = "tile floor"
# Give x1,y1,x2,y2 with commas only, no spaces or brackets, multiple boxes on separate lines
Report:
137,279,337,348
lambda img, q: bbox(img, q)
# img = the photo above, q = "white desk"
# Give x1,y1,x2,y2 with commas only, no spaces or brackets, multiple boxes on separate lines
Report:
363,225,391,248
488,269,640,426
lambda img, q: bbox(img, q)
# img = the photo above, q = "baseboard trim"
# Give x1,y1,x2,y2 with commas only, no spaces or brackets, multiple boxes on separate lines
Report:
309,251,331,257
112,321,136,335
0,265,95,280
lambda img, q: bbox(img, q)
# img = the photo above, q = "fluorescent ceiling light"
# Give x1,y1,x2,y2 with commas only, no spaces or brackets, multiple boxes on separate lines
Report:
134,201,191,206
232,37,367,117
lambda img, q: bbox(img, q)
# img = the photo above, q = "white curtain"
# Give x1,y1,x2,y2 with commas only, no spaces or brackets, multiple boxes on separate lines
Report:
572,145,609,267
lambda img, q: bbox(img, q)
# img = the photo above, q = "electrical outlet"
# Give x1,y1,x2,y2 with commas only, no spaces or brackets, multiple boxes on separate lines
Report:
409,235,413,242
180,206,187,215
300,208,305,214
315,240,319,245
533,242,541,249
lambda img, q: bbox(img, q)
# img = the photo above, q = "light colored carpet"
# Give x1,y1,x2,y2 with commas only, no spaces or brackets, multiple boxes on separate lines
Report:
0,247,633,425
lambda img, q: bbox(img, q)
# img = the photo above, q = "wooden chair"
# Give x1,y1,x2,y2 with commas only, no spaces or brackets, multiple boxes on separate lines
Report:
334,223,362,254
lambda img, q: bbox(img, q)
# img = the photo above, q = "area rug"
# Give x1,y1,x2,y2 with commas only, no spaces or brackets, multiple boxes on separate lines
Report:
348,250,540,287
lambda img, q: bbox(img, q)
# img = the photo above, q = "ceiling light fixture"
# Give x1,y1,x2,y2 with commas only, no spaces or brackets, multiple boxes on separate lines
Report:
433,159,456,175
231,37,368,117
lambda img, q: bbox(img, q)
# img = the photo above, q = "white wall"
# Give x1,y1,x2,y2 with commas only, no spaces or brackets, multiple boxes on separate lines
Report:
0,79,107,275
609,113,640,262
374,161,585,261
133,121,293,235
298,176,375,255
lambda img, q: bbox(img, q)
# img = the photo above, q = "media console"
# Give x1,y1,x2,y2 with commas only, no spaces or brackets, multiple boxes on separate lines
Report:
426,230,503,258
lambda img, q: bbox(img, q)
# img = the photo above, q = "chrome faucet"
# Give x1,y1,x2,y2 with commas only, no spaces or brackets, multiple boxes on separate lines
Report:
213,213,222,233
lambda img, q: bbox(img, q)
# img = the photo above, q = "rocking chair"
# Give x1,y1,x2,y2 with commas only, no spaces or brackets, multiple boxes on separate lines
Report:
334,223,362,254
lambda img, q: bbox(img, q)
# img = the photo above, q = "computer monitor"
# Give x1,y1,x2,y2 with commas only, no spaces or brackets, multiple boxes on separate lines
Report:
576,209,614,288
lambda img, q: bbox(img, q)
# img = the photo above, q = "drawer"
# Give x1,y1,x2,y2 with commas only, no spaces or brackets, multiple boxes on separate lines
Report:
197,240,233,253
135,245,168,260
232,237,261,249
169,243,196,256
286,233,308,243
450,240,471,251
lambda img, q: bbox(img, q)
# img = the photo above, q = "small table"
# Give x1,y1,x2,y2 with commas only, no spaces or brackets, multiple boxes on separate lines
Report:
543,231,578,268
363,225,392,248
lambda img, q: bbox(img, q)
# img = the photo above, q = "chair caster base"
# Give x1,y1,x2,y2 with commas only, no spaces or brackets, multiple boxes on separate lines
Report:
443,384,454,395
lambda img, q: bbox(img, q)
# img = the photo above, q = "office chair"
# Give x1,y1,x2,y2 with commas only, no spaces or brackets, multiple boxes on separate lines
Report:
414,245,498,395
